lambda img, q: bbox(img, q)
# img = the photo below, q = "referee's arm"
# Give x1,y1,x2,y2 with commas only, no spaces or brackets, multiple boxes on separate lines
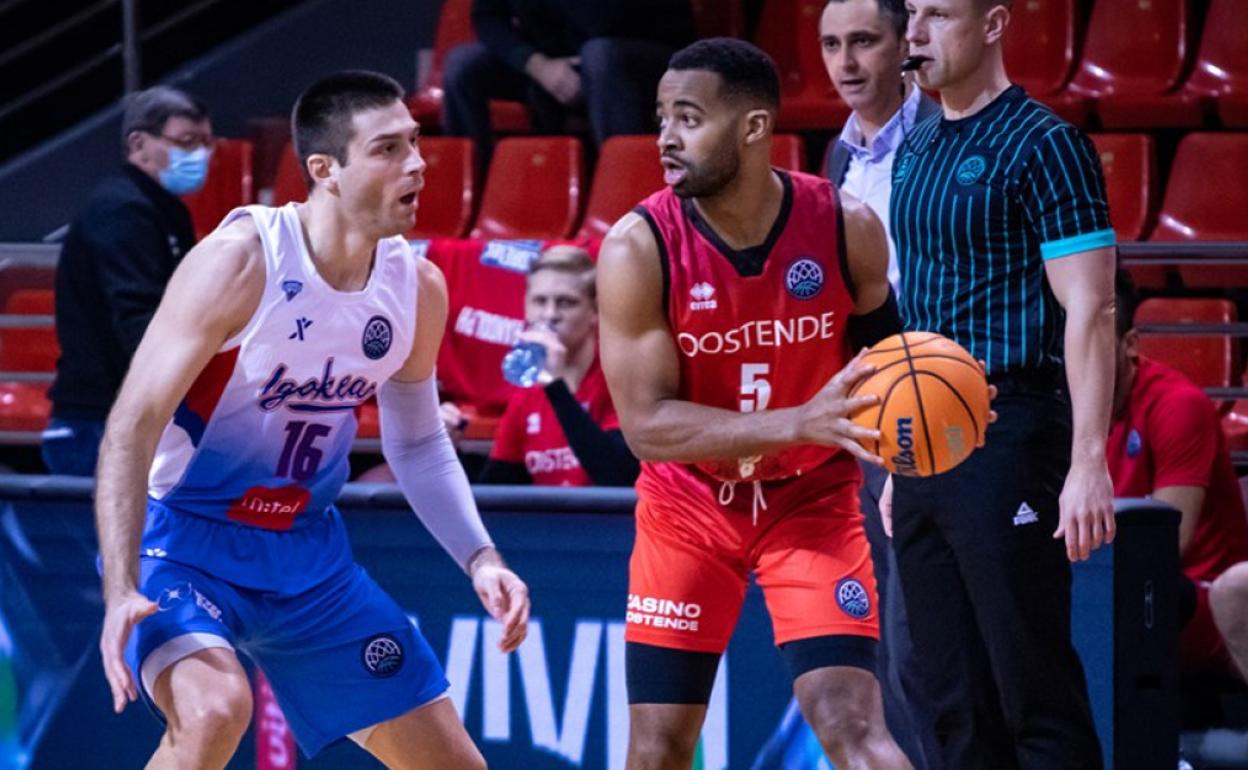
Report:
1027,125,1118,562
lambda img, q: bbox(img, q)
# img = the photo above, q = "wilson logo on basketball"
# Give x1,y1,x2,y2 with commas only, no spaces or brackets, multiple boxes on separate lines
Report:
892,417,918,476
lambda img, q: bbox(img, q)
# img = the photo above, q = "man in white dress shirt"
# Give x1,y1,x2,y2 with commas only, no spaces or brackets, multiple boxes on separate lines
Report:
820,2,943,768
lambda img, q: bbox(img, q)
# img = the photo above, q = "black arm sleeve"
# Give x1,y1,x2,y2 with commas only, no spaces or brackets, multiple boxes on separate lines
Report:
544,379,641,486
479,458,534,485
472,0,537,73
847,288,903,349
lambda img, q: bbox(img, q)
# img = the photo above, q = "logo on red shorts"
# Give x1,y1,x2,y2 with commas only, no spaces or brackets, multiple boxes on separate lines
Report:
226,485,310,531
626,594,702,632
836,578,871,619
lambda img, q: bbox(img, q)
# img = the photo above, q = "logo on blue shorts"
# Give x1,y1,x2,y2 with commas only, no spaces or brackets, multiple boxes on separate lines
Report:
156,581,194,611
362,316,393,360
785,258,824,300
362,634,404,677
836,578,871,619
956,156,987,186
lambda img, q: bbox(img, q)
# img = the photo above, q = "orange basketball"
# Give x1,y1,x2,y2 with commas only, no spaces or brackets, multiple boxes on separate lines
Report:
848,332,991,477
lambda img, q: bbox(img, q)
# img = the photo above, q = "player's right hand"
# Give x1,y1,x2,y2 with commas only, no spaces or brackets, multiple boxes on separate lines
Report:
100,590,158,713
796,352,882,464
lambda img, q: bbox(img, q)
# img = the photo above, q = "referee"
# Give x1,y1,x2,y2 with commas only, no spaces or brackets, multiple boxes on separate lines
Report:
885,1,1116,768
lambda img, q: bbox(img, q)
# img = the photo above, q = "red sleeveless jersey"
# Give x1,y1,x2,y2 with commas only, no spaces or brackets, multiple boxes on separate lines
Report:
636,170,856,482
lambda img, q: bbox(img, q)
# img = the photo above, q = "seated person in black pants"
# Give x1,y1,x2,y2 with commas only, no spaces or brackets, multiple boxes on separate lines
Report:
442,0,695,167
481,246,638,486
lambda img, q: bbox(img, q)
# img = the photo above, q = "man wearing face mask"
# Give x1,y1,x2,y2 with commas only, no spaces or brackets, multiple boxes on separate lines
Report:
43,86,212,475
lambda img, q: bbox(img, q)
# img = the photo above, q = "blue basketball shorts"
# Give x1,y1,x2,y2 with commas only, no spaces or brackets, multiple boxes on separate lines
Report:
127,555,449,757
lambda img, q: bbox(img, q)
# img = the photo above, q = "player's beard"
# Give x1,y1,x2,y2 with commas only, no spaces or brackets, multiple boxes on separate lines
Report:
672,141,741,199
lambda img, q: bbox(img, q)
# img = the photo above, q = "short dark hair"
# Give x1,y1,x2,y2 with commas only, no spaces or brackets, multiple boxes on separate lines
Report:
668,38,781,110
825,0,908,39
291,70,406,188
121,86,208,154
1114,269,1139,340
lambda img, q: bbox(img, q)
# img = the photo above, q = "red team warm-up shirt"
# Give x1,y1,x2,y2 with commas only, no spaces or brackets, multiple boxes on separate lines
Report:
490,359,621,486
634,169,858,486
1107,357,1248,582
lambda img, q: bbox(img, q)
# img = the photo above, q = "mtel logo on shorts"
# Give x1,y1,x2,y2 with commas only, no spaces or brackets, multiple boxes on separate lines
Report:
626,594,702,632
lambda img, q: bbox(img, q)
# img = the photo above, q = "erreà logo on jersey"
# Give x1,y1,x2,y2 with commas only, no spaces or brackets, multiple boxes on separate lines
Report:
258,358,378,412
892,417,918,475
689,282,717,311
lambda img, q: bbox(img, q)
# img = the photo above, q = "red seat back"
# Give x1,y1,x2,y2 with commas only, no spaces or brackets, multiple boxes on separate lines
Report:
1070,0,1191,97
578,135,664,240
1186,0,1248,97
272,142,306,207
1135,298,1238,389
408,138,475,239
415,0,474,102
471,137,584,240
1,289,57,372
1152,133,1248,241
1003,0,1077,96
1090,133,1154,242
754,0,835,101
771,134,807,171
182,138,254,241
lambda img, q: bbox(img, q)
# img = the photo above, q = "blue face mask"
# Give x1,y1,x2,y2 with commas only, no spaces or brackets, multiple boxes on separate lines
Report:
159,145,211,195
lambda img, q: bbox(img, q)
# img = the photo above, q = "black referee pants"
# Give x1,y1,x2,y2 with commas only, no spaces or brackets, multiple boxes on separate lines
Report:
892,384,1103,770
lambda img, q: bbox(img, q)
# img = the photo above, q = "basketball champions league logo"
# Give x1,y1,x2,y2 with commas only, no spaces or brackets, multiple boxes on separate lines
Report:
785,258,824,300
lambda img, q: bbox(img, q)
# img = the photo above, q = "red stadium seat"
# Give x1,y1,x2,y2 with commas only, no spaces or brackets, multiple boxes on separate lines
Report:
770,134,806,171
578,135,663,240
754,0,851,130
407,0,473,125
1069,0,1199,128
0,289,55,434
182,138,255,241
409,138,475,239
1092,133,1160,285
1150,133,1248,287
1002,0,1077,96
1,289,57,373
271,142,305,207
1135,298,1239,393
406,0,531,133
1184,0,1248,128
471,137,585,240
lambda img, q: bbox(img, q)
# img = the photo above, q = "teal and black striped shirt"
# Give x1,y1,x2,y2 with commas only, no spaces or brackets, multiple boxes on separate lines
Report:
890,85,1114,376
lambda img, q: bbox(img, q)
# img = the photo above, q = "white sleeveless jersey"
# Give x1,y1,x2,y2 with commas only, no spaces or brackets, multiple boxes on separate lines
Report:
148,204,418,531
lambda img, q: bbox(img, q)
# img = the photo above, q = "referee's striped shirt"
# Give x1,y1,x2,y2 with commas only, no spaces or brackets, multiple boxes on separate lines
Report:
889,85,1114,376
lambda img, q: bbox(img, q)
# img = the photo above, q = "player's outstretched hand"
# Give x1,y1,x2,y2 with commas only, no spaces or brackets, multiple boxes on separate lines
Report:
100,590,158,713
1054,459,1116,562
797,351,882,464
470,549,530,653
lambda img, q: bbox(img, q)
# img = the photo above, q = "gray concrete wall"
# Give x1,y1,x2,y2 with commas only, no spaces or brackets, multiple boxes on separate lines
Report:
0,0,441,240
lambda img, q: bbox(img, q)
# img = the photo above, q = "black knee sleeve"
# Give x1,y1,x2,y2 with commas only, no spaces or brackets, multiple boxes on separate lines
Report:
625,642,721,705
779,635,878,681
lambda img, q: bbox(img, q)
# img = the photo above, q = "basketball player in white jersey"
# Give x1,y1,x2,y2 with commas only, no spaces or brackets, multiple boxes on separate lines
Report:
95,71,529,769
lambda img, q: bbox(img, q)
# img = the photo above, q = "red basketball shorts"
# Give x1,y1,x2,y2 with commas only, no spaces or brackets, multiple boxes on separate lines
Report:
626,459,879,654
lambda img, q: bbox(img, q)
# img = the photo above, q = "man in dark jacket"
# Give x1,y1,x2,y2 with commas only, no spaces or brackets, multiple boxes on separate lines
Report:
43,86,212,475
820,2,942,768
442,0,695,167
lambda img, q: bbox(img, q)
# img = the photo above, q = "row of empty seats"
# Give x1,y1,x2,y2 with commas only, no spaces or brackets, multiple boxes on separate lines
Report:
185,131,1248,272
409,0,1248,133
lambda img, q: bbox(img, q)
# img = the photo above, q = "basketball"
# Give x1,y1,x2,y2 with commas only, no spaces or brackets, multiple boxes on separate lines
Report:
848,332,991,477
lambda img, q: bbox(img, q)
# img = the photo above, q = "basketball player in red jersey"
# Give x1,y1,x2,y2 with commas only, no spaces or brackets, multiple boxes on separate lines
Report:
597,38,913,769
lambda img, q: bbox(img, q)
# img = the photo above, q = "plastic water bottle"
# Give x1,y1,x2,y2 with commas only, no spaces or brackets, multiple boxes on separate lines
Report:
501,340,547,387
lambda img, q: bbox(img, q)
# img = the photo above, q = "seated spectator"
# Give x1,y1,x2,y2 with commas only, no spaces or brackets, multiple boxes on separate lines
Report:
481,245,638,486
1109,273,1248,682
442,0,695,168
43,86,212,475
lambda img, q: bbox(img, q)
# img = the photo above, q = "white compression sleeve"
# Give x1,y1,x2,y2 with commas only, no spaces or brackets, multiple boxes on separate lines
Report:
377,375,493,572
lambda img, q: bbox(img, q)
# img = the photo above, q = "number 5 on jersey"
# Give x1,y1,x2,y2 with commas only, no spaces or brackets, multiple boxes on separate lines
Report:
740,363,771,413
